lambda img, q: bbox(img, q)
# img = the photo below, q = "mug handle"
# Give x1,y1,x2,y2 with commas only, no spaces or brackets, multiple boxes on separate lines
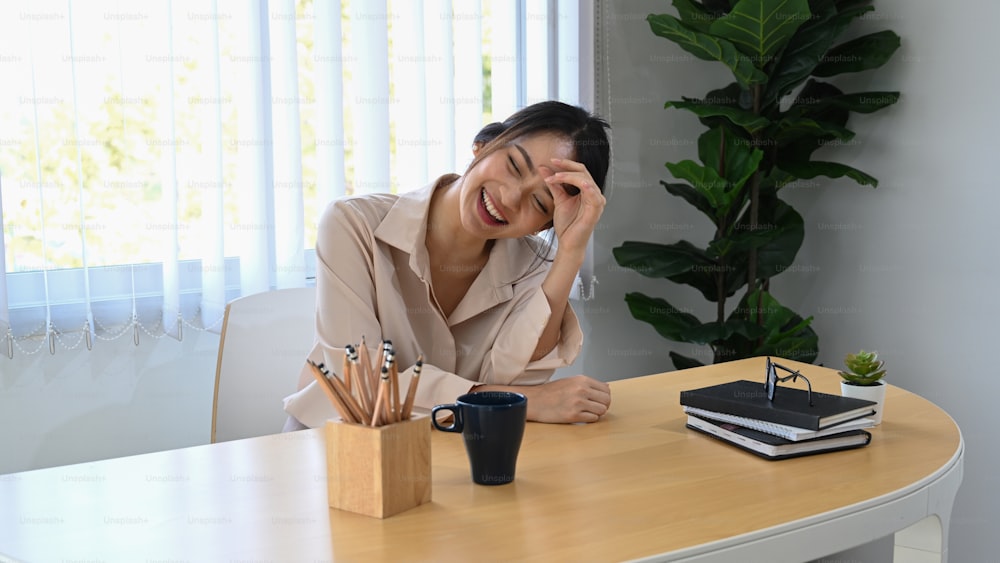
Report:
431,404,463,432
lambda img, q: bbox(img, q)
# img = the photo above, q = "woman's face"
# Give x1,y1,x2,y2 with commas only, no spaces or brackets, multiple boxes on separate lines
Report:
458,132,575,240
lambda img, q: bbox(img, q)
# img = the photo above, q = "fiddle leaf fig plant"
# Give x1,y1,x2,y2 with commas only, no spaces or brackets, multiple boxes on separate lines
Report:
613,0,901,369
839,350,886,386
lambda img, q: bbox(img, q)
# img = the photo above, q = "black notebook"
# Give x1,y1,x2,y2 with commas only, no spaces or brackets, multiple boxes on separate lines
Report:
679,379,876,430
686,414,872,460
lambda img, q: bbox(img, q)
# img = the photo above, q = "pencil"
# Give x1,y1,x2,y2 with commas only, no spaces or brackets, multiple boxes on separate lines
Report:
382,363,394,424
327,367,366,424
348,343,373,416
371,365,390,427
400,355,422,420
307,360,357,424
358,336,376,409
342,346,353,395
318,362,366,424
346,344,363,408
376,340,388,388
388,351,400,423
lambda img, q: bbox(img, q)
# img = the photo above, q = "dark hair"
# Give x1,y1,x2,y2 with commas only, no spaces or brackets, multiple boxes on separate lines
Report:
472,121,508,147
469,101,611,194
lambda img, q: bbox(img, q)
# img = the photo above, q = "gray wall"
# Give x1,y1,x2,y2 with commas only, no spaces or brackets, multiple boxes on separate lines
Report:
583,1,998,561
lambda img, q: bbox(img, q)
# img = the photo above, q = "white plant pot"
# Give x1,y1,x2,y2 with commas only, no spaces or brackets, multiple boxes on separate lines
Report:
840,380,887,425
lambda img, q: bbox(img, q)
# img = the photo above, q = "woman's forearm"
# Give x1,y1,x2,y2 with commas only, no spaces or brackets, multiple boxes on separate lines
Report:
531,248,586,361
474,374,611,424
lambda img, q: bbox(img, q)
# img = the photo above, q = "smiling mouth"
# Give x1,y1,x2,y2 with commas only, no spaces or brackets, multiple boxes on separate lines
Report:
480,188,508,224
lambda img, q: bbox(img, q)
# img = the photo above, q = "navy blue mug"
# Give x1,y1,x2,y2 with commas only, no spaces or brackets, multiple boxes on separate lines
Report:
432,391,527,486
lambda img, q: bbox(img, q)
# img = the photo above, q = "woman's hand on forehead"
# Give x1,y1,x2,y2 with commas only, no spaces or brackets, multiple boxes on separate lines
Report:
544,157,606,255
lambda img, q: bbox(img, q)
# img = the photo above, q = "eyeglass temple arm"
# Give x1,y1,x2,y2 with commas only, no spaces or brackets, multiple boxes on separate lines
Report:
772,362,815,406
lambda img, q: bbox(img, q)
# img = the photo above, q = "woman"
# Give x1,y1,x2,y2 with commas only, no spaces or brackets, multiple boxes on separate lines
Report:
283,101,612,428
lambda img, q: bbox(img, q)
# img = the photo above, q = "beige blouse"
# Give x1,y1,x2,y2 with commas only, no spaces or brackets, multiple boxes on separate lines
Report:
283,177,583,428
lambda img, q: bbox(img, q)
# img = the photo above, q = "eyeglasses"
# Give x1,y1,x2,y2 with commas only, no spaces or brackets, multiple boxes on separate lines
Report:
764,356,814,406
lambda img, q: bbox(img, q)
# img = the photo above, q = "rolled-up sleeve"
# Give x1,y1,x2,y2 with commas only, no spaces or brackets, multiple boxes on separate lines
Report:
482,284,583,386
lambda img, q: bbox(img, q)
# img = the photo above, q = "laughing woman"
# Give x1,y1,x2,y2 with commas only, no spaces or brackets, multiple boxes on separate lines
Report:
283,101,612,429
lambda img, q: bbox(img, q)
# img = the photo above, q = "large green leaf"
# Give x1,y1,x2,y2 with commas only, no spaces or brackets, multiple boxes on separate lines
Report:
677,270,735,303
813,91,900,114
624,292,703,343
762,3,863,106
771,116,855,145
780,91,899,163
787,80,849,125
665,160,733,212
666,100,771,133
708,0,812,62
741,288,795,329
697,126,765,192
681,319,769,344
717,289,819,363
662,181,716,221
726,197,805,277
740,289,819,362
832,2,879,20
672,0,716,33
779,160,878,187
813,30,901,76
705,82,751,109
756,201,805,276
710,218,788,260
760,167,797,196
613,241,735,303
779,80,852,163
612,240,715,279
669,351,705,370
703,0,734,14
720,256,751,298
648,14,767,87
688,83,754,131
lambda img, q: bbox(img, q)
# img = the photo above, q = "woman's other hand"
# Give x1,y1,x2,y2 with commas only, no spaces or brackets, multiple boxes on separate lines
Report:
476,375,611,424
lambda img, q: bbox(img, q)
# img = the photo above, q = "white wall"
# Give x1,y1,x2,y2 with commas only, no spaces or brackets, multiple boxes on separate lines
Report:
0,329,218,474
585,1,999,561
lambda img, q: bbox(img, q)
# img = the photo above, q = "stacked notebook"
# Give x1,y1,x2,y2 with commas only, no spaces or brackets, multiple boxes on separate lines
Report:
680,380,877,460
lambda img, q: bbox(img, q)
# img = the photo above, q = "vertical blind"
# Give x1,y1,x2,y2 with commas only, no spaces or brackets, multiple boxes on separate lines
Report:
0,0,588,358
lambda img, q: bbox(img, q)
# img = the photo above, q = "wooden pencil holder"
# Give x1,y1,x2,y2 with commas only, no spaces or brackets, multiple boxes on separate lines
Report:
324,414,432,519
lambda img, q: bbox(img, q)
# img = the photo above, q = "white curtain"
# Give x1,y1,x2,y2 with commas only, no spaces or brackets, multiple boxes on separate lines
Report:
0,0,585,357
0,174,9,358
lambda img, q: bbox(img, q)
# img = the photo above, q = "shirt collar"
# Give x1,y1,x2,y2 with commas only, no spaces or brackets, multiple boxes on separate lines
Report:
373,175,545,294
373,177,442,259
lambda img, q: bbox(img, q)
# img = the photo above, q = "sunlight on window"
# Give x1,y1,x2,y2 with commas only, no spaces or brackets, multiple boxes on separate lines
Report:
0,0,500,273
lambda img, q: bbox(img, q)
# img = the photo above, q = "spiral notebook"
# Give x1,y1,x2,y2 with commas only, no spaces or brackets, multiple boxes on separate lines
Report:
683,405,876,441
685,414,872,460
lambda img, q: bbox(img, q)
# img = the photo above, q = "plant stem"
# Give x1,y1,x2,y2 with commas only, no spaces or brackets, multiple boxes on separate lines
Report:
747,83,762,295
716,129,727,325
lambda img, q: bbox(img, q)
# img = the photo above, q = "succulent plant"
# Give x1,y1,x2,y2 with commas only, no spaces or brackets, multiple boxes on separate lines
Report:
838,350,887,386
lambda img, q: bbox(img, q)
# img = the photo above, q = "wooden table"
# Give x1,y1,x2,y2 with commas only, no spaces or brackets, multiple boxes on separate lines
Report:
0,357,963,562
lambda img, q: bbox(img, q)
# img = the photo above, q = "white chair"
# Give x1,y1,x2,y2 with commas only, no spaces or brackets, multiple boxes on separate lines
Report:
211,287,316,443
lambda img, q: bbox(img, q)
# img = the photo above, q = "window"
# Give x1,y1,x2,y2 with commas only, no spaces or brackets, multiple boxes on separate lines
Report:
0,0,587,356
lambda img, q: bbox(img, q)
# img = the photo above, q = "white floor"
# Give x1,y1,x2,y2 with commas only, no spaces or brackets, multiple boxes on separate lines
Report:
895,517,943,563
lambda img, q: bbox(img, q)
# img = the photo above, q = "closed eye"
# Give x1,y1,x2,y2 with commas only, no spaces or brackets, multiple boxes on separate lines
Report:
533,195,549,215
508,155,521,177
